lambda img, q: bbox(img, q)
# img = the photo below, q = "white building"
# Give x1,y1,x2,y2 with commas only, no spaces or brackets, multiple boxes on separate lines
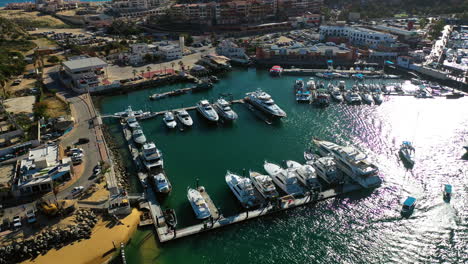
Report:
13,144,72,197
62,56,108,93
319,25,396,49
159,45,182,60
216,40,247,59
118,43,158,66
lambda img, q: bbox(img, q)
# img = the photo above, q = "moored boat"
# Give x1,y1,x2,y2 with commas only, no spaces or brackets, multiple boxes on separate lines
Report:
187,188,211,220
443,184,452,202
399,141,415,167
175,110,193,127
263,161,304,197
285,160,321,191
132,129,146,145
196,100,219,122
213,98,238,121
163,112,177,129
140,142,163,170
225,171,260,208
151,172,171,193
312,156,341,185
249,170,279,199
270,65,283,76
401,196,417,217
246,89,287,118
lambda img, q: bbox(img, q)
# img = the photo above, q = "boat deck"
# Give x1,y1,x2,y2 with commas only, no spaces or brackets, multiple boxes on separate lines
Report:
198,186,220,220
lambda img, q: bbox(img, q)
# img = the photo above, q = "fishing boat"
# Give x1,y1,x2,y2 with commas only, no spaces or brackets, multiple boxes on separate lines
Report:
315,88,330,106
163,209,177,228
175,110,193,127
245,89,287,118
443,184,452,202
399,141,415,167
401,196,417,217
312,138,381,188
269,65,283,76
132,129,146,145
312,156,341,185
213,98,238,121
286,160,321,191
263,161,304,197
151,172,171,194
163,112,177,129
187,188,211,220
249,170,279,199
225,171,260,208
141,142,163,170
196,100,219,122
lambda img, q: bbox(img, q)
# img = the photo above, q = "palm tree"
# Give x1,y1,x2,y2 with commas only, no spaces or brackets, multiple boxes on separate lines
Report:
140,69,145,78
132,69,137,77
178,61,185,71
171,62,175,73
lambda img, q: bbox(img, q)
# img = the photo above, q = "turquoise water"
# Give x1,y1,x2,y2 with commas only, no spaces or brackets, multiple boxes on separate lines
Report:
99,69,468,264
0,0,110,7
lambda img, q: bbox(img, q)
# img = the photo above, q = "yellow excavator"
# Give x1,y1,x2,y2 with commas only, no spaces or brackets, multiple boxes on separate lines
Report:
37,199,76,216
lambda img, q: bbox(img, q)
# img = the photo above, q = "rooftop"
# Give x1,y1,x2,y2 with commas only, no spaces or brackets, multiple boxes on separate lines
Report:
63,57,107,72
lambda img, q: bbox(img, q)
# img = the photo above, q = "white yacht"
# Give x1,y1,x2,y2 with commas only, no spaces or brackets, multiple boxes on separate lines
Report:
140,142,163,170
372,90,384,105
132,129,146,145
249,171,279,199
306,78,316,90
196,100,219,122
163,112,177,129
344,91,362,104
399,141,415,166
151,172,171,194
263,161,304,197
246,89,286,118
175,110,193,127
312,139,381,188
214,98,238,121
127,116,140,130
331,88,344,102
286,160,321,191
225,172,259,208
187,188,211,220
313,156,341,185
361,92,374,104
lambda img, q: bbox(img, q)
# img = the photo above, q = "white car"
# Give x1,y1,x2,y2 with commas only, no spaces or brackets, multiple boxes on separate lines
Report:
71,186,84,195
12,216,22,228
26,210,37,224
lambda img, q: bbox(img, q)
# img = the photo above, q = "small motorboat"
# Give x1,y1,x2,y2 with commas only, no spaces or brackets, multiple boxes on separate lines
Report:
399,141,415,167
443,184,452,202
330,88,343,102
372,91,384,105
151,172,172,194
196,100,219,122
187,187,211,220
269,65,283,76
149,93,167,100
163,112,177,129
361,92,374,104
163,208,177,228
401,196,417,217
175,110,193,127
344,91,362,104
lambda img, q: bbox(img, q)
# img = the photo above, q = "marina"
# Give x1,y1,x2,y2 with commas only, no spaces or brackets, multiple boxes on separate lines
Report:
99,69,468,264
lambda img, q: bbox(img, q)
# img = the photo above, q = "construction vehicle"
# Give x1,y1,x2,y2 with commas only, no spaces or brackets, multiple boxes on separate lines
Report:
37,199,76,217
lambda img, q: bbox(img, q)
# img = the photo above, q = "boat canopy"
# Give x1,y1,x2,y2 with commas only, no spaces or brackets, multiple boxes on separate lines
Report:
403,196,417,206
444,184,452,194
403,141,412,146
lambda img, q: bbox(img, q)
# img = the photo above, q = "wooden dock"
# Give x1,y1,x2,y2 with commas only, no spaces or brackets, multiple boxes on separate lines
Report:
156,183,365,243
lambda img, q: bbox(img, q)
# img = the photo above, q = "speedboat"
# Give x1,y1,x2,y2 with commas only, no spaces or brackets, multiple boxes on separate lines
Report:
286,160,321,191
187,188,211,220
163,112,177,129
331,88,343,102
214,98,238,121
312,138,382,188
140,142,163,170
401,196,416,217
175,110,193,127
312,156,341,185
151,172,171,193
315,89,330,107
263,161,304,197
249,170,279,199
361,92,374,104
372,90,384,105
344,91,362,104
225,171,260,208
399,141,415,167
132,129,146,145
443,184,452,202
270,65,283,76
196,100,219,122
296,90,312,103
246,89,286,118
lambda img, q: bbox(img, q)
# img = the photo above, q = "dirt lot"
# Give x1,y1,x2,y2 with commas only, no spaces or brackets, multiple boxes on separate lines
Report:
41,95,70,119
0,10,69,28
3,96,36,116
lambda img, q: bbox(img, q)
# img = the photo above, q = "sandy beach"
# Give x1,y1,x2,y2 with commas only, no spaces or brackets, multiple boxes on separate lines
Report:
22,209,142,264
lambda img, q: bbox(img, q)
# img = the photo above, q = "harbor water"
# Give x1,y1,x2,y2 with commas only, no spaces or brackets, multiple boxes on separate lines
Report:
98,69,468,264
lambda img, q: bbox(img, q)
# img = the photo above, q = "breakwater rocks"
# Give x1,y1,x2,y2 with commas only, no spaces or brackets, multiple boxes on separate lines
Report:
102,124,130,191
0,209,98,264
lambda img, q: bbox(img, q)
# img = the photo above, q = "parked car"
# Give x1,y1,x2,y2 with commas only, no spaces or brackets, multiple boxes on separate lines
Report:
12,216,22,228
26,210,37,224
12,79,22,86
0,154,15,162
76,138,89,145
71,186,84,195
93,165,102,176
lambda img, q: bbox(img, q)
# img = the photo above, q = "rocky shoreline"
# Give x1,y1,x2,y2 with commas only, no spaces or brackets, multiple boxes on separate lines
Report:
0,209,98,264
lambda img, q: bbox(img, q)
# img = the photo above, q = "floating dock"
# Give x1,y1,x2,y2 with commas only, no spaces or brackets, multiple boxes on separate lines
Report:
283,68,384,76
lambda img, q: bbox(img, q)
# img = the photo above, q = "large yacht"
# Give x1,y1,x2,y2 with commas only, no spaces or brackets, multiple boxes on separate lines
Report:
344,91,362,104
175,110,193,127
246,89,286,118
140,142,163,170
187,188,211,220
312,156,341,185
126,116,140,130
196,100,219,122
214,98,238,121
132,129,146,145
263,161,304,197
249,170,279,199
285,160,321,192
151,172,171,194
312,139,381,188
163,112,177,129
225,172,260,208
